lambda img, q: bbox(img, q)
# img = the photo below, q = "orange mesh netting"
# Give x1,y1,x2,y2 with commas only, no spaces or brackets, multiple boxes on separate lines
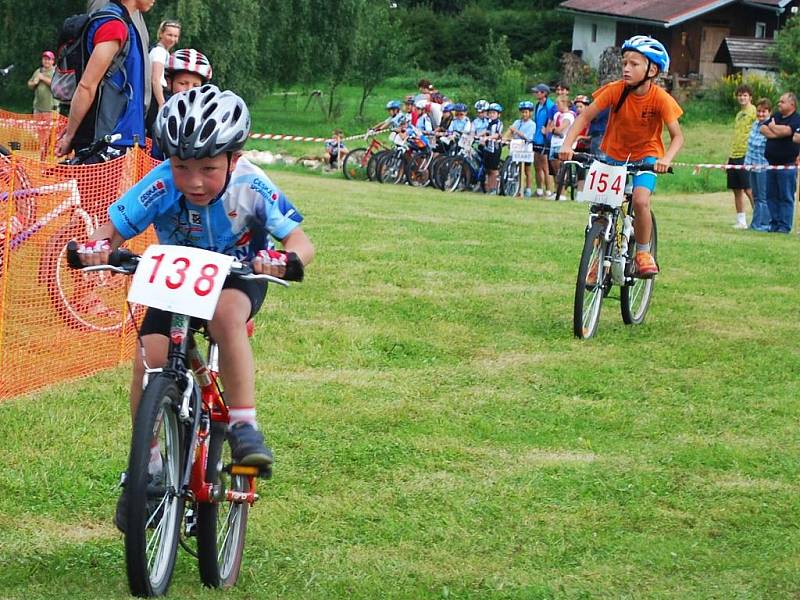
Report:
0,137,159,398
0,109,67,163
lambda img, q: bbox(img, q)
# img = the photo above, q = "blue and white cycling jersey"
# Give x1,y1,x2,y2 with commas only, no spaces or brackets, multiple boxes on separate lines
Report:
472,116,489,137
416,114,434,144
389,112,409,129
447,117,472,134
109,158,303,260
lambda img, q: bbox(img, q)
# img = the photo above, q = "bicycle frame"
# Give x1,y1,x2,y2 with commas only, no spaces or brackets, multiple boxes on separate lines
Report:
146,313,261,508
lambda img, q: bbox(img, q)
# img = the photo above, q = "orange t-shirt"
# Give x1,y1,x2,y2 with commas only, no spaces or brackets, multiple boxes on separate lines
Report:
593,80,683,162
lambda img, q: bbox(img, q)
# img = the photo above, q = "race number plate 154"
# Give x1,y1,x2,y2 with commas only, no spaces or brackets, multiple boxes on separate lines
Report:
128,245,234,320
577,160,627,207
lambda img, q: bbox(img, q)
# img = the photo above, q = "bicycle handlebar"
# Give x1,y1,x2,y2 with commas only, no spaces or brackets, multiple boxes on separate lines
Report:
65,241,290,286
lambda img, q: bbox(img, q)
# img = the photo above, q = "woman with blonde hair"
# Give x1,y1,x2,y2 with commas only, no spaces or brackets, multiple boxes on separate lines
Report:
149,20,181,109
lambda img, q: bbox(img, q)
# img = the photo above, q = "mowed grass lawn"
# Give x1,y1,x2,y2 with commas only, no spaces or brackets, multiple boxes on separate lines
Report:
1,174,799,599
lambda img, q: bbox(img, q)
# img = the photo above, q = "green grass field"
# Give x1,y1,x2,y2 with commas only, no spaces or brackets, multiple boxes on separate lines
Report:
1,174,799,598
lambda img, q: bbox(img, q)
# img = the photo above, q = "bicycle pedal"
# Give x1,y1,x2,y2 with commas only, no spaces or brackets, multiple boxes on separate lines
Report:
230,464,260,477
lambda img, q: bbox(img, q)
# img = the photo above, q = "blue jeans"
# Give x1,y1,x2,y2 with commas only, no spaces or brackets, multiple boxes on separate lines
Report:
749,168,770,232
765,167,797,233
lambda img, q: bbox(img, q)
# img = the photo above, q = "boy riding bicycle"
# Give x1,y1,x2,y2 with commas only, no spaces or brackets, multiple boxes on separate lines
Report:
560,35,684,277
74,86,315,529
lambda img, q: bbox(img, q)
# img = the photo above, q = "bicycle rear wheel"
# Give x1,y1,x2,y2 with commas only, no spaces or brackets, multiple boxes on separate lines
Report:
125,375,186,597
441,157,470,192
621,211,657,325
342,148,367,180
197,421,250,588
573,219,609,339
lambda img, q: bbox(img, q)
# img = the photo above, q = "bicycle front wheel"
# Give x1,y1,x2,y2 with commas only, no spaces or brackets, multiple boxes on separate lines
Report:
197,421,250,589
573,219,609,339
125,375,186,597
404,152,431,187
621,211,657,325
342,148,367,180
501,160,521,197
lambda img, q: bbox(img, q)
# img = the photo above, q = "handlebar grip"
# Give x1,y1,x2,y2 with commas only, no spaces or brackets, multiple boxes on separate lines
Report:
66,240,83,270
109,248,137,267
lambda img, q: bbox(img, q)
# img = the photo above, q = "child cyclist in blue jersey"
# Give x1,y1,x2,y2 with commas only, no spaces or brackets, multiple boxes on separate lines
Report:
483,103,504,194
560,36,684,277
74,86,315,530
505,100,537,197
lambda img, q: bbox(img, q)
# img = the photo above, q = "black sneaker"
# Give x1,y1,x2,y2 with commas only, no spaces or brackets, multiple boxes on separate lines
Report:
114,470,165,534
227,423,274,468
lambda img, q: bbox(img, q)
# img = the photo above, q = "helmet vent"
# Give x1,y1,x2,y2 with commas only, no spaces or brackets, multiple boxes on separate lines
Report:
202,102,218,120
184,117,196,136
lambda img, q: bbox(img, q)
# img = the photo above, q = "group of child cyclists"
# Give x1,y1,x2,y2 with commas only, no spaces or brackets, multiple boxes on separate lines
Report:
71,31,680,533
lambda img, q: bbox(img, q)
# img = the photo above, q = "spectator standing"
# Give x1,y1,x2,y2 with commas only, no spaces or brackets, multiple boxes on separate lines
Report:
549,97,576,200
760,92,800,233
587,106,609,158
531,83,555,197
728,84,757,229
147,19,181,129
56,0,155,160
744,98,772,232
27,51,58,113
87,0,151,113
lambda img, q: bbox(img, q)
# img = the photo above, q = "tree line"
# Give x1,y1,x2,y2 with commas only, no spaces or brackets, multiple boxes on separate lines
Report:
0,0,574,115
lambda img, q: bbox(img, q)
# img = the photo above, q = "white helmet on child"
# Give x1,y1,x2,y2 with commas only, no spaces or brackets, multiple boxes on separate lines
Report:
154,85,250,159
166,48,213,83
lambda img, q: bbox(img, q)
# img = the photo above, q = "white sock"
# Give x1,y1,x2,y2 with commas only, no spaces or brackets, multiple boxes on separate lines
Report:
737,212,746,224
636,242,651,253
229,407,257,428
148,443,163,475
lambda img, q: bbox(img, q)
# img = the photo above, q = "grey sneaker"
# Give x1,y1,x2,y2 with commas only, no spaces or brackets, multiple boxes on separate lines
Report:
227,423,274,469
114,469,165,534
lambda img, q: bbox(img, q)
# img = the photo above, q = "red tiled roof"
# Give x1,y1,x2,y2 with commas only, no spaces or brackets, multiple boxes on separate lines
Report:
559,0,785,25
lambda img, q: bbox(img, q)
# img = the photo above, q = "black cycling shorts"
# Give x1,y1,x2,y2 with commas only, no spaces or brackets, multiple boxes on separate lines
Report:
139,275,267,337
484,149,502,170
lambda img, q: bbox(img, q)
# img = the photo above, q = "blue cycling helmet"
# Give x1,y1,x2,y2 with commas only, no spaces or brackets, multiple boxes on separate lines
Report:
474,100,489,111
518,100,534,110
453,103,467,112
621,35,670,73
443,103,454,112
386,100,401,110
488,102,503,112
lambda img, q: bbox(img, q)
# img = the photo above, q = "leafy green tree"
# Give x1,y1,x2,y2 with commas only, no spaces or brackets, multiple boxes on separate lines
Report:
351,2,406,117
775,14,800,96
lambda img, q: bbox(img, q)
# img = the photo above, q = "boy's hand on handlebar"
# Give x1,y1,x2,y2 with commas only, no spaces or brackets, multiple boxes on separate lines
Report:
559,147,574,161
252,249,304,281
654,158,672,173
75,239,111,266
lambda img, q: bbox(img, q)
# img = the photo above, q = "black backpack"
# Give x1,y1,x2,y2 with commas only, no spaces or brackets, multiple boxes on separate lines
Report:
51,7,131,103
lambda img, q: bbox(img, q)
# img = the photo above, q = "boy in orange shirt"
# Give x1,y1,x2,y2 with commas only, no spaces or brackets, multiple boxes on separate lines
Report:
560,36,684,277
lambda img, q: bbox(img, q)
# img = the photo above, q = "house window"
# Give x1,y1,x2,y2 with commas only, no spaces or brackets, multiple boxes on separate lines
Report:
591,23,597,43
755,22,766,38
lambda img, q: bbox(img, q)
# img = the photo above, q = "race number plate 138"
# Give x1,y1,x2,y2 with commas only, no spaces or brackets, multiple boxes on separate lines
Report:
577,160,627,207
128,245,235,320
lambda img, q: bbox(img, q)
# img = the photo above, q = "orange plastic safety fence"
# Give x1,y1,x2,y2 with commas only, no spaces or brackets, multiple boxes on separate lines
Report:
0,109,67,163
0,146,160,398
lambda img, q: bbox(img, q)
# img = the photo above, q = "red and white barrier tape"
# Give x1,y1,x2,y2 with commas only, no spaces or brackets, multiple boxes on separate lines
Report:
249,130,377,143
670,162,799,175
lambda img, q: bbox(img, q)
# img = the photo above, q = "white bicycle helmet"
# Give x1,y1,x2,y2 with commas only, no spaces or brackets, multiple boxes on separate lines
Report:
154,85,250,159
166,48,213,83
474,100,489,112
